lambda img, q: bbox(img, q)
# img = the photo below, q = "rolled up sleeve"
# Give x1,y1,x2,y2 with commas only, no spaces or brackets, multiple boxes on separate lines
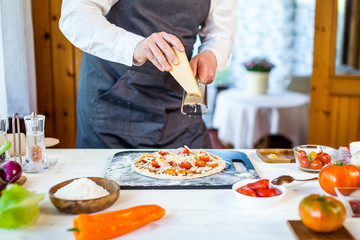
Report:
199,0,237,71
59,0,145,66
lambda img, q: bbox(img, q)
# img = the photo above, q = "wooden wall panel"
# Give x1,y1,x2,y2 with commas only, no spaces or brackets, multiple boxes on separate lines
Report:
49,0,77,148
31,0,55,138
32,0,78,148
310,0,360,148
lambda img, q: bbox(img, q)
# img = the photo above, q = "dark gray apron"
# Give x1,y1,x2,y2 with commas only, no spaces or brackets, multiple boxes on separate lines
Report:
76,0,212,149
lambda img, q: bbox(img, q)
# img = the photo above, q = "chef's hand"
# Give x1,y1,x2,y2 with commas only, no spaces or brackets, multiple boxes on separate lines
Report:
190,50,217,84
133,32,184,72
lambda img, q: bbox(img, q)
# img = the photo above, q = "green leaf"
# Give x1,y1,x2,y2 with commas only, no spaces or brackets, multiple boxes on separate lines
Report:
0,140,11,155
0,184,44,229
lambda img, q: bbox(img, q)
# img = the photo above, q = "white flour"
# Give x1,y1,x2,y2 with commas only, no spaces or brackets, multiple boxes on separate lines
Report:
54,178,110,200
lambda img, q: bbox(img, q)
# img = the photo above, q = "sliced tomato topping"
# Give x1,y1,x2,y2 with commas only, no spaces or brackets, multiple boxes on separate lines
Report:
179,162,192,169
159,151,169,156
196,160,207,167
151,160,160,168
179,147,189,155
199,152,210,162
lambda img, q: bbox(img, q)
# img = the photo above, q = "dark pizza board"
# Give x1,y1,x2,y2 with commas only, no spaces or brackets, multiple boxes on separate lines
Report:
104,150,259,189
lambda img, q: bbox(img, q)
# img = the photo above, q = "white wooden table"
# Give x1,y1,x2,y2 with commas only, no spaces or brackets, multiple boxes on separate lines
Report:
1,149,359,240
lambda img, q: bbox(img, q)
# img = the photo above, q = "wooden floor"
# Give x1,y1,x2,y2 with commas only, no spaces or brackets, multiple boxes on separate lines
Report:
208,129,232,149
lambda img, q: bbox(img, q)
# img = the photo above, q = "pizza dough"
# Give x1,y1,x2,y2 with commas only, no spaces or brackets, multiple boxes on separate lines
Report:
131,147,226,179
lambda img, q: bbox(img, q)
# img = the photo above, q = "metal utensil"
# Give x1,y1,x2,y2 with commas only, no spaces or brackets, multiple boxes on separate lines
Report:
181,80,208,116
12,113,22,165
271,175,318,185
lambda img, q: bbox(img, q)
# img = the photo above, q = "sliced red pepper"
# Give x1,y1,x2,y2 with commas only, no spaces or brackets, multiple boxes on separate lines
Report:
246,179,269,190
236,186,258,197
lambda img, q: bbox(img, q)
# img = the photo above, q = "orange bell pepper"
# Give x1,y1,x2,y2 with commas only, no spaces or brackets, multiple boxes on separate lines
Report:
69,205,165,240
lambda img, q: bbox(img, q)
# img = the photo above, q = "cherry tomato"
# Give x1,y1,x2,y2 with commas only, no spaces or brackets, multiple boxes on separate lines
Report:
309,151,317,161
299,194,346,233
199,152,210,162
196,160,206,167
297,150,307,161
179,162,192,169
246,179,269,190
159,151,169,156
256,188,281,197
310,159,325,170
299,159,310,168
151,160,160,168
236,186,257,197
319,154,332,164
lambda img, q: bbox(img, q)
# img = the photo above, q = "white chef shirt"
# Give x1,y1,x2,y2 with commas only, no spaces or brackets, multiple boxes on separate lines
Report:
59,0,236,71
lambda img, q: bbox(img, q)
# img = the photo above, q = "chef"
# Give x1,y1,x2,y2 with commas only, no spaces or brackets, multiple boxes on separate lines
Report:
59,0,236,149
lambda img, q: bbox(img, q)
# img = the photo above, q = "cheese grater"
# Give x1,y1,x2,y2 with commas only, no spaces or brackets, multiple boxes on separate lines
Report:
181,80,208,116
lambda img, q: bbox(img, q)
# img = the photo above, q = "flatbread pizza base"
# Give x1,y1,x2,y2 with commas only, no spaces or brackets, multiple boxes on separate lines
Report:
131,152,226,180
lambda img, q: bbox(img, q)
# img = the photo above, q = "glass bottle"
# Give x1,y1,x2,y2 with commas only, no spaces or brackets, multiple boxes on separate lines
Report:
23,112,47,173
0,115,10,164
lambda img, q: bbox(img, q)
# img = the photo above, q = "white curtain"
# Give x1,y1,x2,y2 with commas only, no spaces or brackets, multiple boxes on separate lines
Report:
229,0,315,90
0,0,37,120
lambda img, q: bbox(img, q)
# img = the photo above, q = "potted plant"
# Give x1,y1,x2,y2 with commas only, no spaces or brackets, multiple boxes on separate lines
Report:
243,58,275,94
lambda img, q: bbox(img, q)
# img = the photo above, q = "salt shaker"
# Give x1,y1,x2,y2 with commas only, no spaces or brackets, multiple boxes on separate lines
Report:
23,112,48,173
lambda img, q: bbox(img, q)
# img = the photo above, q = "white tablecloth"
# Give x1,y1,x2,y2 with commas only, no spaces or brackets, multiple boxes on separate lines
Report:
213,89,310,148
1,149,360,240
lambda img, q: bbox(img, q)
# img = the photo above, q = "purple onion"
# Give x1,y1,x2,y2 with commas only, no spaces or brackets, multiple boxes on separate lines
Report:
0,161,22,183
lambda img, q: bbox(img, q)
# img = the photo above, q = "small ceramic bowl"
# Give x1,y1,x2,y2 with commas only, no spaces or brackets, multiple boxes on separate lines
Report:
232,179,286,209
293,144,337,173
335,187,360,218
49,177,120,214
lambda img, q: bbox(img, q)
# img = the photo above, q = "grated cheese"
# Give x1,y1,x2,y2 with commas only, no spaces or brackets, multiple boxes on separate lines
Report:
54,177,110,200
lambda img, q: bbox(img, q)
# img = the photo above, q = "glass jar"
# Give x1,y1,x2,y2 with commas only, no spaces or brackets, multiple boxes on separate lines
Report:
0,115,10,164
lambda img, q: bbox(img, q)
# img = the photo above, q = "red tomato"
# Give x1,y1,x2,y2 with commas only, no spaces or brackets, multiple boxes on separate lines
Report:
236,186,257,197
199,152,210,162
246,179,269,190
179,162,192,169
299,159,310,168
255,188,281,197
319,154,332,164
297,150,307,161
151,161,160,168
299,194,346,233
310,159,325,170
159,151,169,156
196,160,206,167
319,163,360,195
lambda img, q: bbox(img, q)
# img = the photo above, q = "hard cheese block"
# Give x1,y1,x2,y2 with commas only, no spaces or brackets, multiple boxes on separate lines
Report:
167,48,201,96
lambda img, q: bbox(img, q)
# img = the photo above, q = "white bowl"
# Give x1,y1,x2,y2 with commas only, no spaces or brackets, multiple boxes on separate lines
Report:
232,179,286,209
350,141,360,156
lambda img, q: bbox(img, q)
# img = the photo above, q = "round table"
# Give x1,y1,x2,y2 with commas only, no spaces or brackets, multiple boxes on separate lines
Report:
212,88,310,149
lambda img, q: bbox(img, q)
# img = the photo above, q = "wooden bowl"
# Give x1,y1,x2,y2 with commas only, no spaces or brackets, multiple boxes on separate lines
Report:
49,177,120,214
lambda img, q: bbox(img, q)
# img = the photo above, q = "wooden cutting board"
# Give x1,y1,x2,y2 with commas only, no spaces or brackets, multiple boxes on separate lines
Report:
287,220,354,240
